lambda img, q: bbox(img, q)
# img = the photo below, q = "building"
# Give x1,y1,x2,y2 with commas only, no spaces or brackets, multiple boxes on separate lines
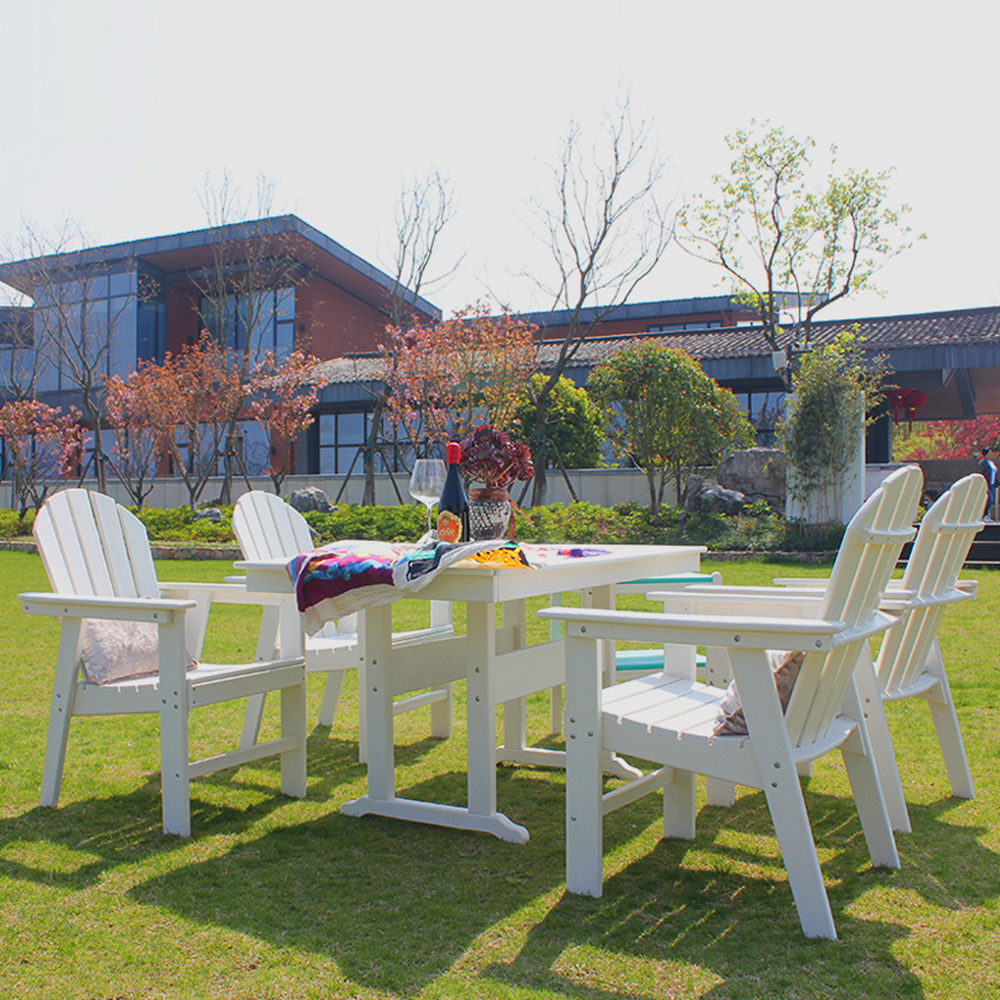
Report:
3,214,1000,485
0,216,437,476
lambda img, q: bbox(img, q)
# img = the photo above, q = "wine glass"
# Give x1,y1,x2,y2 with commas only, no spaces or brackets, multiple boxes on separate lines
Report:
409,458,447,536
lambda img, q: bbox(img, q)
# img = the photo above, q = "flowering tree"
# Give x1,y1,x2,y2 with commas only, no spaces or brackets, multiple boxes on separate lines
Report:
244,350,328,494
589,341,755,513
103,371,163,508
133,333,245,512
894,415,1000,461
0,399,85,518
382,304,537,456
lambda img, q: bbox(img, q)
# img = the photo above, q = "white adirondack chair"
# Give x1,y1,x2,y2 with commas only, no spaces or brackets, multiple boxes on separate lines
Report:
19,489,307,837
544,570,722,735
770,473,985,831
539,464,922,939
232,490,454,761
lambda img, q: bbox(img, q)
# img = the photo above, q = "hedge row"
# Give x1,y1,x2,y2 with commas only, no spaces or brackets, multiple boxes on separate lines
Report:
0,500,846,553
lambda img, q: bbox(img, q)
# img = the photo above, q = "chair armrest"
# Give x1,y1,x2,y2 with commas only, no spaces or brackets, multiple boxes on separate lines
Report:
648,587,826,619
772,576,829,588
158,581,281,606
539,605,846,653
19,591,196,622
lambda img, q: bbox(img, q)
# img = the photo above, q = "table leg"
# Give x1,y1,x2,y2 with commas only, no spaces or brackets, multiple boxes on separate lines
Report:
342,598,528,843
501,598,528,752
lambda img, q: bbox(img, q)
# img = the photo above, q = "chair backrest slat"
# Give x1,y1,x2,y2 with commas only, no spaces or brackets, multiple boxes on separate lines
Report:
875,474,984,694
784,466,922,748
233,491,313,562
33,489,160,599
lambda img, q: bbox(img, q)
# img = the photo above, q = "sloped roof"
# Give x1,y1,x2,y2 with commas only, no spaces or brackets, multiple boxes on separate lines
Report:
543,305,1000,366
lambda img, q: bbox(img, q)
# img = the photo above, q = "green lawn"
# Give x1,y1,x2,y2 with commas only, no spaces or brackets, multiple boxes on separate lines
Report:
1,550,998,999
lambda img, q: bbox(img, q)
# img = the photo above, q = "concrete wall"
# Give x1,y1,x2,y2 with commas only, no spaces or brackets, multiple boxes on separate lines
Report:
0,468,659,510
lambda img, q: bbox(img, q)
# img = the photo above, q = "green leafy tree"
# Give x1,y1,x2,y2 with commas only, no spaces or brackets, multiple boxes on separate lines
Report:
678,120,920,373
511,374,603,471
778,332,890,522
588,341,755,513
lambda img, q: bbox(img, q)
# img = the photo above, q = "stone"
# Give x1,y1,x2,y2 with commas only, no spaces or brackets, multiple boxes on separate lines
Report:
194,507,222,522
288,487,335,513
696,484,747,515
716,448,786,503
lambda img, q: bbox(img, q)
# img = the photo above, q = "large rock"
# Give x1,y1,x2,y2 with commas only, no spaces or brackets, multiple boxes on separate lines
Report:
717,448,786,503
288,487,335,513
693,483,748,515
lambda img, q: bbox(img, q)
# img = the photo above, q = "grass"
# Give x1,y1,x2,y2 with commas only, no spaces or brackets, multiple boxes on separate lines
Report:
1,550,999,999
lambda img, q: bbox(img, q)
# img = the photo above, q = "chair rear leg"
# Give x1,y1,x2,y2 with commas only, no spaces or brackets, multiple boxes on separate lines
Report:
429,682,453,739
317,671,346,728
854,654,911,833
839,731,899,869
661,768,697,839
240,604,281,750
927,696,975,799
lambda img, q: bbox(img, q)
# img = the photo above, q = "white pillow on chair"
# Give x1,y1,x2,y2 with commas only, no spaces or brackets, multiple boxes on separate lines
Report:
82,619,196,685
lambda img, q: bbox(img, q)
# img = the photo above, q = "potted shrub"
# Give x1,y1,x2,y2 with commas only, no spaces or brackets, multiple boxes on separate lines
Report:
459,424,534,539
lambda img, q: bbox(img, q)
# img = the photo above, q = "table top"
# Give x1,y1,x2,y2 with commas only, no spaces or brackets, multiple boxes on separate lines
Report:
236,543,705,604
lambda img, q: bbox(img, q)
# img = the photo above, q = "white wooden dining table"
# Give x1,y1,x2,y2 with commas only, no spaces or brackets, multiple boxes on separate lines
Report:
237,543,704,843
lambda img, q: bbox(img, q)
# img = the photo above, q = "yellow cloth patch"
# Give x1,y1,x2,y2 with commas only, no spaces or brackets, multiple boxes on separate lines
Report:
466,545,532,568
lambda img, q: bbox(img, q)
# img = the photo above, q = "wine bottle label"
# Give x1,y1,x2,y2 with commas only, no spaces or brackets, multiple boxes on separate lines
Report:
437,509,464,543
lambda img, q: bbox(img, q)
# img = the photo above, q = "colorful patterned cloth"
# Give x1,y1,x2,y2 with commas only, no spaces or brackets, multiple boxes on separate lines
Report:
287,539,612,635
288,538,499,634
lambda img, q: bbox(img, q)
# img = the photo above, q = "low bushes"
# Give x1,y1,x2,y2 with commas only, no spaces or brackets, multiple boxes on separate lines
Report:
0,499,844,553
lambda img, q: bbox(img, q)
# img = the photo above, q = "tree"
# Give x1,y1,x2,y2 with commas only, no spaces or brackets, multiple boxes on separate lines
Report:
2,220,157,493
511,374,603,471
133,333,244,513
193,172,311,503
893,415,1000,461
103,370,163,508
244,350,328,494
0,399,84,518
381,304,537,454
524,103,672,505
588,341,755,513
777,332,890,522
359,170,461,505
678,120,919,370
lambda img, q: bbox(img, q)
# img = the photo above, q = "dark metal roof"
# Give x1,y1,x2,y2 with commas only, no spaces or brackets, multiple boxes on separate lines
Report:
0,216,441,321
314,304,1000,420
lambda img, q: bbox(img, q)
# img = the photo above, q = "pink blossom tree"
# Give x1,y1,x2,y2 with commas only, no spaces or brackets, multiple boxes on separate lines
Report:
0,399,85,518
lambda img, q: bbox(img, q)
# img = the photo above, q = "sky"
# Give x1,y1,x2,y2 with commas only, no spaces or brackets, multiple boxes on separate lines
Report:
2,0,999,322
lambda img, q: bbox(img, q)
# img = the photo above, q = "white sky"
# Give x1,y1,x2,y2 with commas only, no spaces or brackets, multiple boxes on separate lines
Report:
2,0,998,321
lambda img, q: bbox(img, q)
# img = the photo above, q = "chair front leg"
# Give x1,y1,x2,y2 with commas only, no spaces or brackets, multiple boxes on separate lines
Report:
157,615,191,837
564,633,605,897
280,675,308,799
41,618,85,808
729,648,836,940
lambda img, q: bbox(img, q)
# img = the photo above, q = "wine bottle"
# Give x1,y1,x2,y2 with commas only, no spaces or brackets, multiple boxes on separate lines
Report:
436,442,471,543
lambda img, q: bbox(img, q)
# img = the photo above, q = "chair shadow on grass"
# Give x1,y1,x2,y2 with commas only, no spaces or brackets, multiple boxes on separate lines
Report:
0,723,379,891
478,785,1000,1000
122,766,582,996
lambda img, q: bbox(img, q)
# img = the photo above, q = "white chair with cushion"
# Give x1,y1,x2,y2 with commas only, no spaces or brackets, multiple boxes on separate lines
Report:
19,488,307,837
539,464,922,939
233,490,454,761
771,473,985,831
